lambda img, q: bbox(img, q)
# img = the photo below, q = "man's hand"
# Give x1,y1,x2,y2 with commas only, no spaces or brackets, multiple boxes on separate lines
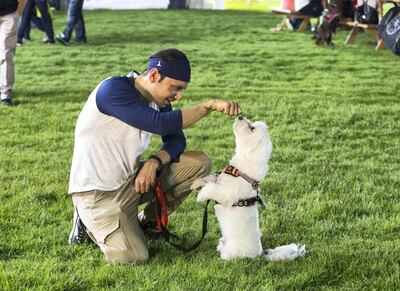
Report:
181,99,242,128
135,159,159,193
206,100,242,116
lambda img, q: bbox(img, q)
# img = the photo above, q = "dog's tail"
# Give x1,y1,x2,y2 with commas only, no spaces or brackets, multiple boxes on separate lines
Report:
265,243,306,261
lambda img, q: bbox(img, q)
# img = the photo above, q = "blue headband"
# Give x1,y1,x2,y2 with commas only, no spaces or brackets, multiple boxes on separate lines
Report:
147,56,191,82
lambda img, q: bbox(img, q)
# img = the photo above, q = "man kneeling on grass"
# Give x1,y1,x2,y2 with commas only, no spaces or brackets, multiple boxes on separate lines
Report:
68,48,242,264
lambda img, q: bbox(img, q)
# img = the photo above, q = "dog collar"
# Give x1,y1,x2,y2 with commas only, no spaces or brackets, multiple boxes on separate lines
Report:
222,166,260,192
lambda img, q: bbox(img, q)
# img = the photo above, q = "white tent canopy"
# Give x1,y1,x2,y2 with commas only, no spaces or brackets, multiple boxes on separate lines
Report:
83,0,225,10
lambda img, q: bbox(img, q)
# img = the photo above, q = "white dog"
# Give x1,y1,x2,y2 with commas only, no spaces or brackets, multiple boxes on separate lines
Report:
191,116,272,260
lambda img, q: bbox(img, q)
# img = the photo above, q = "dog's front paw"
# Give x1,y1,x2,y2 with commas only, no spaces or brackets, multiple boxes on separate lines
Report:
191,178,206,190
196,192,206,202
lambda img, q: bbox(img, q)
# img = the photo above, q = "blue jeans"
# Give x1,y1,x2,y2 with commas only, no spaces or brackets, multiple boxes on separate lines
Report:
62,0,86,42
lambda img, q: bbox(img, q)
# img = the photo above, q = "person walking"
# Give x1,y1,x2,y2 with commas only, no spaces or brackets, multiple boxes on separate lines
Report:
17,0,55,45
0,0,25,106
56,0,86,45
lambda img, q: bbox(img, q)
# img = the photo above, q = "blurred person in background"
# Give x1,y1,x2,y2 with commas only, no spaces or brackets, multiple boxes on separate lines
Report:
0,0,25,106
56,0,86,45
17,0,55,45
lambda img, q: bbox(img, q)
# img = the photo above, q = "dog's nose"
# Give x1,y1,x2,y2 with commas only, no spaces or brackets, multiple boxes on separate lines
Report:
238,115,244,120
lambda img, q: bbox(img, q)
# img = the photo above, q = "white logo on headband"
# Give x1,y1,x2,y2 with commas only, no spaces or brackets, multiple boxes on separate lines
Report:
157,61,162,67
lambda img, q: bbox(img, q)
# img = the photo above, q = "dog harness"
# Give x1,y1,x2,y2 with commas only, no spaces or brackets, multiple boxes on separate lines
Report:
221,166,266,208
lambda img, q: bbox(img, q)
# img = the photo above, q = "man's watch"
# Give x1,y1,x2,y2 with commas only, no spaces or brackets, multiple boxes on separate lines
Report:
149,155,163,172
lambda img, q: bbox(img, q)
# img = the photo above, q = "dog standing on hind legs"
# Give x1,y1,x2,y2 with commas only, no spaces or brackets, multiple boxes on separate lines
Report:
191,116,272,260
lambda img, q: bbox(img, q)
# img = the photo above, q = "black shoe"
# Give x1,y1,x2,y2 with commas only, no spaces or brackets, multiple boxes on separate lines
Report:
140,221,164,239
56,34,69,46
68,208,90,244
1,99,13,106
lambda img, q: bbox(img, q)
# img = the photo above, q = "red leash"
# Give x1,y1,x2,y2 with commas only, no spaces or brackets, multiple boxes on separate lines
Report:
154,180,168,231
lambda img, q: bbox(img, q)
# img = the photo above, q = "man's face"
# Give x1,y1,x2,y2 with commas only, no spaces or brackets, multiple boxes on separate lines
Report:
150,70,188,108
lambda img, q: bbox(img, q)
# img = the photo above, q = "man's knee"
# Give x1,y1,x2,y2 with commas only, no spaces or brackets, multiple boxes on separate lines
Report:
199,152,212,176
183,151,212,176
97,216,150,264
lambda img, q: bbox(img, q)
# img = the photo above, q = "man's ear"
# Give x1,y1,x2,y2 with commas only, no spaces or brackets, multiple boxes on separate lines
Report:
149,68,161,83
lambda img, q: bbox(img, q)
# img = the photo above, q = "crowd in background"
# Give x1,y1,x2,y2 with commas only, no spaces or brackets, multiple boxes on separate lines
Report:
1,0,399,107
0,0,86,107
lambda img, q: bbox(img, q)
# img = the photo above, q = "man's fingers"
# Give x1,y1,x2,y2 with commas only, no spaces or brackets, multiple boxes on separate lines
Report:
212,100,241,116
229,102,238,115
135,179,144,193
135,177,154,193
134,180,141,193
224,101,241,116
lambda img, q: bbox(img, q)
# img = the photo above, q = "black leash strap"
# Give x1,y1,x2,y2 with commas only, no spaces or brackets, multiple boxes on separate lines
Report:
153,188,211,252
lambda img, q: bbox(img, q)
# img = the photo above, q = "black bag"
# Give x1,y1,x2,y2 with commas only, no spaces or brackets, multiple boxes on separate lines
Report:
298,0,324,17
379,6,400,56
355,0,379,24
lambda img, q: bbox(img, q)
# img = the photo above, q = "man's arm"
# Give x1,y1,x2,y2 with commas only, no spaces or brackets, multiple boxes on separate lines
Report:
17,0,25,14
134,99,241,193
181,99,241,128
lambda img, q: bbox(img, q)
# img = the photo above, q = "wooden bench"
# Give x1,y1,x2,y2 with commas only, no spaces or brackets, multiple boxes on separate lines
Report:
340,0,400,50
341,20,385,49
271,7,319,32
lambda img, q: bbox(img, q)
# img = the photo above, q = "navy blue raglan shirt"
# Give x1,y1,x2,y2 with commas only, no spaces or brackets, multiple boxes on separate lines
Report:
96,76,186,161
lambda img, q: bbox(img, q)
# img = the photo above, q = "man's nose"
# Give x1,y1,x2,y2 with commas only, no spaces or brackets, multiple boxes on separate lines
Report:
175,91,183,100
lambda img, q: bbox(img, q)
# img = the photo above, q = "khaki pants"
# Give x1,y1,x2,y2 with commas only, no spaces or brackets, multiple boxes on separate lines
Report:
0,11,19,100
72,151,212,264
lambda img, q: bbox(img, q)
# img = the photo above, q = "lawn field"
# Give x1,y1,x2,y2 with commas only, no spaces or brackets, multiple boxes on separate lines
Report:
0,6,399,290
226,0,279,10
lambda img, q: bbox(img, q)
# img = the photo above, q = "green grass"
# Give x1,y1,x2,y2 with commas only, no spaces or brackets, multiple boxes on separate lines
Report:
226,0,279,11
1,7,400,290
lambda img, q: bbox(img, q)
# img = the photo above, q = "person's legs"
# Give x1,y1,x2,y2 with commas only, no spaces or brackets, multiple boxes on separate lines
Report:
22,5,46,41
70,151,211,262
289,18,304,30
17,0,35,44
35,0,55,43
74,13,86,43
30,10,45,33
62,0,84,41
141,151,212,223
0,12,19,104
72,176,149,264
